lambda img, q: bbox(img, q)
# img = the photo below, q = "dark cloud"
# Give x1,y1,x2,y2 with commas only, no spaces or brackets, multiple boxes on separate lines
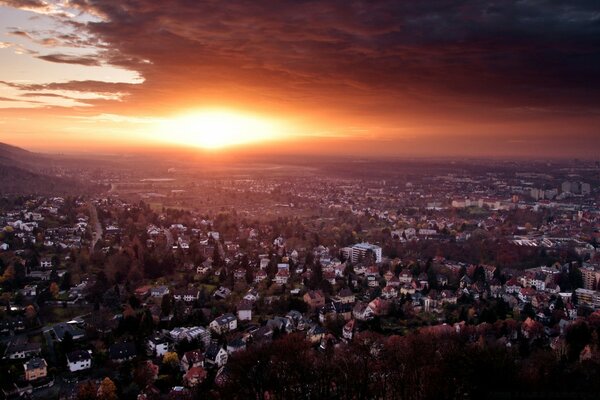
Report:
0,79,134,93
36,53,101,66
0,0,47,9
8,29,32,39
56,0,599,120
3,0,600,131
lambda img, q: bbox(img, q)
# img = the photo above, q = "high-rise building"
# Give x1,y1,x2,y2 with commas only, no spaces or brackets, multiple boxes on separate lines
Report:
349,243,382,263
581,265,600,290
581,182,591,195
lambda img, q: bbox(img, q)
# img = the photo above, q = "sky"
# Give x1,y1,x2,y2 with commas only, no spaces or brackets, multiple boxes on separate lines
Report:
0,0,599,158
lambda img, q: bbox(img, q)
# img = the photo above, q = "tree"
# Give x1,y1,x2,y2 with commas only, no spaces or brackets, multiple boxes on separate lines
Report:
76,381,98,400
50,282,60,298
161,294,173,316
162,351,179,368
24,305,37,320
97,377,117,400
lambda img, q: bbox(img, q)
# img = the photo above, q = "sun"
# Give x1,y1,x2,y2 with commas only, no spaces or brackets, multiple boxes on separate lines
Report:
152,109,283,149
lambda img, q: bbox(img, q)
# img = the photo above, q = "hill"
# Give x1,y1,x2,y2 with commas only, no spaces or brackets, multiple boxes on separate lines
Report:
0,142,102,195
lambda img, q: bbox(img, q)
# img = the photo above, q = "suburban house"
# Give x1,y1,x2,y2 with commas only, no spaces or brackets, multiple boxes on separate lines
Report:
147,335,170,357
173,288,200,302
226,338,246,354
24,357,47,381
181,350,204,371
237,300,253,321
66,350,92,372
204,344,228,367
3,338,41,360
53,323,85,342
150,286,170,298
353,302,374,321
209,313,238,334
303,290,325,310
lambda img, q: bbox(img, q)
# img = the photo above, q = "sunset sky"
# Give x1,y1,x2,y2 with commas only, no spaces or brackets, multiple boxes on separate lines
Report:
0,0,599,158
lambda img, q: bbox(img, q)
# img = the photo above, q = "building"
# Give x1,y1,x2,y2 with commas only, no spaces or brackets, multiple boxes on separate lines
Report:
303,290,325,310
205,343,228,367
53,322,85,342
66,350,92,372
24,357,47,381
150,286,170,298
237,300,253,321
181,350,204,371
173,288,200,302
581,265,600,290
209,313,238,335
576,288,600,309
147,335,170,357
348,243,382,263
3,338,41,360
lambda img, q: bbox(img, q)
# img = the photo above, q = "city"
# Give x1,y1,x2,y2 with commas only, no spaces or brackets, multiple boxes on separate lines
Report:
0,149,599,398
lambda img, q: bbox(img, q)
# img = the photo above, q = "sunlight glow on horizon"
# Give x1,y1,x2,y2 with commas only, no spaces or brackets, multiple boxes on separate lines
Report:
150,109,286,149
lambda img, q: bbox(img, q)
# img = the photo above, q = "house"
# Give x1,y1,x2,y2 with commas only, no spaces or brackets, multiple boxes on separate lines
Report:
20,284,37,297
169,326,211,346
147,335,170,357
286,310,306,330
24,357,47,381
3,338,41,360
226,338,246,354
209,313,238,335
381,285,398,299
181,350,204,371
353,302,374,321
318,303,337,323
134,285,152,298
368,298,390,316
384,270,395,282
337,288,355,304
399,269,413,284
213,286,232,299
303,290,325,310
307,325,327,343
237,300,253,321
205,344,228,367
150,286,170,298
173,288,200,302
255,269,268,283
252,325,274,344
184,366,207,387
274,269,290,285
333,302,354,321
109,342,137,363
243,289,259,302
343,319,356,340
66,350,92,372
53,322,85,342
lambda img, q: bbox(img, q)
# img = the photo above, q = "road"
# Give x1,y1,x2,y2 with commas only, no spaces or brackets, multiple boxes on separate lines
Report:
88,202,102,253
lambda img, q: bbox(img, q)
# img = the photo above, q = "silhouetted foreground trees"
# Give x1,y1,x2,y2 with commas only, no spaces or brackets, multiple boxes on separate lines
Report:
213,330,600,400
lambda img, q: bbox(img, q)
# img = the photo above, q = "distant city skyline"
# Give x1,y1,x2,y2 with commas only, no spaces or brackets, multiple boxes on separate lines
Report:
0,0,599,157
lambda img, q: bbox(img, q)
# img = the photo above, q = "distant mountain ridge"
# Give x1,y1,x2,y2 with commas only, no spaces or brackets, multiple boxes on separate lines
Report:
0,142,100,195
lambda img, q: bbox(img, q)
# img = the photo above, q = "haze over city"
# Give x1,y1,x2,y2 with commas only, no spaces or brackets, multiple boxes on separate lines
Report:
0,0,599,157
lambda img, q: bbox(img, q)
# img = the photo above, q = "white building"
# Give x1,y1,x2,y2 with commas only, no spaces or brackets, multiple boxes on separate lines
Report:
66,350,92,372
349,243,382,263
209,313,237,334
147,335,170,357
